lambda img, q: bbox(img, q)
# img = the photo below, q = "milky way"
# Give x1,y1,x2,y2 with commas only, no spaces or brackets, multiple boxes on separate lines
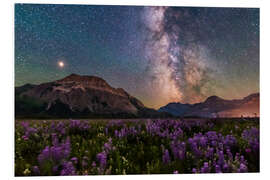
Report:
142,7,218,105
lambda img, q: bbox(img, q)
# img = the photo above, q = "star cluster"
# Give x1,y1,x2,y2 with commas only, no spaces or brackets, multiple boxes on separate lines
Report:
15,4,259,109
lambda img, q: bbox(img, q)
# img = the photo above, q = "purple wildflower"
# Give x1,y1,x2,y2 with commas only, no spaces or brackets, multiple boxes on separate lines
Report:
238,163,248,173
96,151,107,169
22,135,29,141
60,161,76,175
200,162,210,173
71,157,78,164
206,147,214,158
162,149,171,164
223,163,229,172
245,148,251,153
170,141,186,160
32,166,40,175
103,138,113,153
37,137,71,165
82,156,88,168
192,168,197,173
217,151,224,166
215,165,222,173
92,161,96,167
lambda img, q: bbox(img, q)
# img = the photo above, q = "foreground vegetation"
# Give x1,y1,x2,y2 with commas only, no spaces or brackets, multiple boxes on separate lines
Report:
15,118,259,176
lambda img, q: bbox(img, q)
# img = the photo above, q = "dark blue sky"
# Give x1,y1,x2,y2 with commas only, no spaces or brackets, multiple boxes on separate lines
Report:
15,4,259,109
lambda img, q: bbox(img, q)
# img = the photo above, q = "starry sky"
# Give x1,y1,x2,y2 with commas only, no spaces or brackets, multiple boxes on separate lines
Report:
15,4,259,109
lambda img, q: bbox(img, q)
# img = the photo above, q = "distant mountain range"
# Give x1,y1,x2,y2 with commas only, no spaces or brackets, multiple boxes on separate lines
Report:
158,93,259,118
15,73,259,119
15,74,170,118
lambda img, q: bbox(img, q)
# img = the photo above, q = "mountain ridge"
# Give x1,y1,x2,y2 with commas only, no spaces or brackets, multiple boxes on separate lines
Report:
15,73,259,118
15,74,170,118
159,93,259,118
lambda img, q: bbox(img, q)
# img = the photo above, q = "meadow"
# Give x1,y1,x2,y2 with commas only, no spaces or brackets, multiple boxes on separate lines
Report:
15,118,259,176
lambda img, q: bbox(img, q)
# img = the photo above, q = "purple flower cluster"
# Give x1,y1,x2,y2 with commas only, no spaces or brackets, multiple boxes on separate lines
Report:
20,121,38,140
60,161,76,175
40,121,67,138
103,138,113,152
200,162,210,173
95,138,115,174
81,156,89,168
242,127,259,153
70,157,78,164
96,151,107,170
106,120,126,128
188,131,237,156
37,136,71,165
32,166,40,175
15,119,259,175
114,126,139,138
69,120,90,133
55,122,67,135
34,136,78,175
145,120,183,140
170,140,186,160
187,131,248,173
162,149,171,164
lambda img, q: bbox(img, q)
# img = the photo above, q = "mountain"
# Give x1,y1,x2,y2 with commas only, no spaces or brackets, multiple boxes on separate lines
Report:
159,103,192,117
15,74,170,118
158,93,259,118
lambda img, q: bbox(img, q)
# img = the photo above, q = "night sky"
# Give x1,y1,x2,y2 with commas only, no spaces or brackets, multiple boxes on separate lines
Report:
15,4,259,109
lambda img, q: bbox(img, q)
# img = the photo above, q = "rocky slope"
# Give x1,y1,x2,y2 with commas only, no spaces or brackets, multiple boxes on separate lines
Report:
15,74,169,118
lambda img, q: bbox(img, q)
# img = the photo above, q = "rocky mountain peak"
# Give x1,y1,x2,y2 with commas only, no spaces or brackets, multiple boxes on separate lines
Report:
58,73,109,86
15,74,153,118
